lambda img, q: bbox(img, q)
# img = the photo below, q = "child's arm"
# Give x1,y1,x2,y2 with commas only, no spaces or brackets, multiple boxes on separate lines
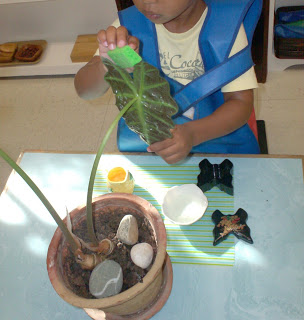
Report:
74,26,139,100
147,89,254,164
74,55,109,100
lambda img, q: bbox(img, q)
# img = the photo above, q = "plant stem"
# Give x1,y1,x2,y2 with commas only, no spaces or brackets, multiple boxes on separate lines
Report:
86,97,137,244
0,149,79,253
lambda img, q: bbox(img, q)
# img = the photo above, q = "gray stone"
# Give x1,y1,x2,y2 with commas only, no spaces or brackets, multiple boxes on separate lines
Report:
116,214,138,245
89,260,123,299
130,243,153,269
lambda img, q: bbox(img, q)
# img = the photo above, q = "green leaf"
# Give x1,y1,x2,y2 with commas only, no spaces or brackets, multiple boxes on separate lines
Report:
103,58,178,145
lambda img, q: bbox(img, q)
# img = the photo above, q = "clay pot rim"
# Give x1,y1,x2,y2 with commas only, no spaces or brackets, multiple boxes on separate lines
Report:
47,193,167,309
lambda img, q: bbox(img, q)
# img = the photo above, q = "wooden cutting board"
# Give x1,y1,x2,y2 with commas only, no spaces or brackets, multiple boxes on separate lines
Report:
70,34,98,63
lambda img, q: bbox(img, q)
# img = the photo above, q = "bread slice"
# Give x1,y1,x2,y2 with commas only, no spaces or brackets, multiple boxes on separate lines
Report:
0,43,17,53
0,42,17,63
15,44,43,62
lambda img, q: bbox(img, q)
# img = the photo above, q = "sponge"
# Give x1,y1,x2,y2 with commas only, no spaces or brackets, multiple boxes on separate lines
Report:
108,45,142,68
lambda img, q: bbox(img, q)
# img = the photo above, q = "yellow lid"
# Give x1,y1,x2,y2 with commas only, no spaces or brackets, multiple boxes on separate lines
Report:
107,167,126,182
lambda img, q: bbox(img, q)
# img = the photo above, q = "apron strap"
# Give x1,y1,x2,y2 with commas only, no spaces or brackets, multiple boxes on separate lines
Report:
173,46,253,116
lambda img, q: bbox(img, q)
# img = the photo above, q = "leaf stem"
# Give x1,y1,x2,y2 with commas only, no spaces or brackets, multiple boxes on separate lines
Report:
86,97,137,244
0,149,79,253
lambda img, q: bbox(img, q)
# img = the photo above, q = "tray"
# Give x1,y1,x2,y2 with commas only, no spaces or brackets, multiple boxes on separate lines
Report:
0,40,47,67
274,6,304,59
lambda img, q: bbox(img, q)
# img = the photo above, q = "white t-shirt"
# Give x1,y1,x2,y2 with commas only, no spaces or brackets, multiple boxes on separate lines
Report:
155,9,258,91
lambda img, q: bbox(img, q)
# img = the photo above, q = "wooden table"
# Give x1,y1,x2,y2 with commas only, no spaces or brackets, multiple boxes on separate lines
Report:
0,152,303,320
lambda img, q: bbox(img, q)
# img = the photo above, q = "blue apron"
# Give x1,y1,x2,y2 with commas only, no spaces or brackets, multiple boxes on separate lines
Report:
117,0,262,154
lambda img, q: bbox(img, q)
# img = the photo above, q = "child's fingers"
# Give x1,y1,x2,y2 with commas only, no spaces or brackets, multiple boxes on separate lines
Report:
97,27,139,54
116,26,129,48
116,27,139,53
148,138,174,153
104,26,117,50
96,26,140,71
149,142,182,164
97,30,108,50
97,26,118,51
127,36,140,52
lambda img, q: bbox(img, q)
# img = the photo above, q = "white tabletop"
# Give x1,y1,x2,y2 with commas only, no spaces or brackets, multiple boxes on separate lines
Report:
1,152,304,320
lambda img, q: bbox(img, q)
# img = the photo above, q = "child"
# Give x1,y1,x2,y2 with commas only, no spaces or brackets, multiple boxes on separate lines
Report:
74,0,262,164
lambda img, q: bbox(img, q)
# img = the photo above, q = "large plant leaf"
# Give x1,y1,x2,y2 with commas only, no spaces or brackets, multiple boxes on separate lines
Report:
103,58,178,145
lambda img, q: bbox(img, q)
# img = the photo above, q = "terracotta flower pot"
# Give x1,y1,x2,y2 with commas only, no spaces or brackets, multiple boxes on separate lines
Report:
47,193,172,319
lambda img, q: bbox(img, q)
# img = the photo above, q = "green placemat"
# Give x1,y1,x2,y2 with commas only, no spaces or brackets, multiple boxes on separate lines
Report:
93,161,235,266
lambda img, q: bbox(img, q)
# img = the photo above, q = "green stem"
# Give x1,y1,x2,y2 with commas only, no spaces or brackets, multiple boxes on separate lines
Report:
86,97,137,244
0,149,79,253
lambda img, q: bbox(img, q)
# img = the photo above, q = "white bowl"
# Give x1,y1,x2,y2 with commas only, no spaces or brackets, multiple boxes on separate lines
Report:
161,184,208,225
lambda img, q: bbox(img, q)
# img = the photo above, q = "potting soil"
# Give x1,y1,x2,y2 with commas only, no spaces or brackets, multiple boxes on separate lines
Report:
61,206,157,299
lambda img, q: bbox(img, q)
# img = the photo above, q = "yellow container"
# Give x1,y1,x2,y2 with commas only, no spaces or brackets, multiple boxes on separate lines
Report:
106,167,135,194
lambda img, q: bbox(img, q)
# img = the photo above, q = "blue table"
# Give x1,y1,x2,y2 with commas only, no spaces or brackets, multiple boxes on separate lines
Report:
0,152,304,320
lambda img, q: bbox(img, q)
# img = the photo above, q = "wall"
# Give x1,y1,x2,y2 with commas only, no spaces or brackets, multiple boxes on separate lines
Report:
0,0,118,42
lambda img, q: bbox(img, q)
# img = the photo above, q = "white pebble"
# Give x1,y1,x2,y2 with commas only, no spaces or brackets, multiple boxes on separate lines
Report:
130,243,153,269
116,215,138,245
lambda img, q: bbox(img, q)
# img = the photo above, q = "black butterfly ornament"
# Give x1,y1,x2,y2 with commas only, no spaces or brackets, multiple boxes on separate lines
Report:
197,159,233,195
212,208,253,246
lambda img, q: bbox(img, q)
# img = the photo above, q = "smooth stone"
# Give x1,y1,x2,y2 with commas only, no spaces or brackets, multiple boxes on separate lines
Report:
89,260,123,299
116,215,138,245
130,243,153,269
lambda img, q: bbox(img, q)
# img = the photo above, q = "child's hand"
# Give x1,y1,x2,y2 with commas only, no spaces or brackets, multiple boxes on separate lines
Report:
147,124,195,164
97,26,139,61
